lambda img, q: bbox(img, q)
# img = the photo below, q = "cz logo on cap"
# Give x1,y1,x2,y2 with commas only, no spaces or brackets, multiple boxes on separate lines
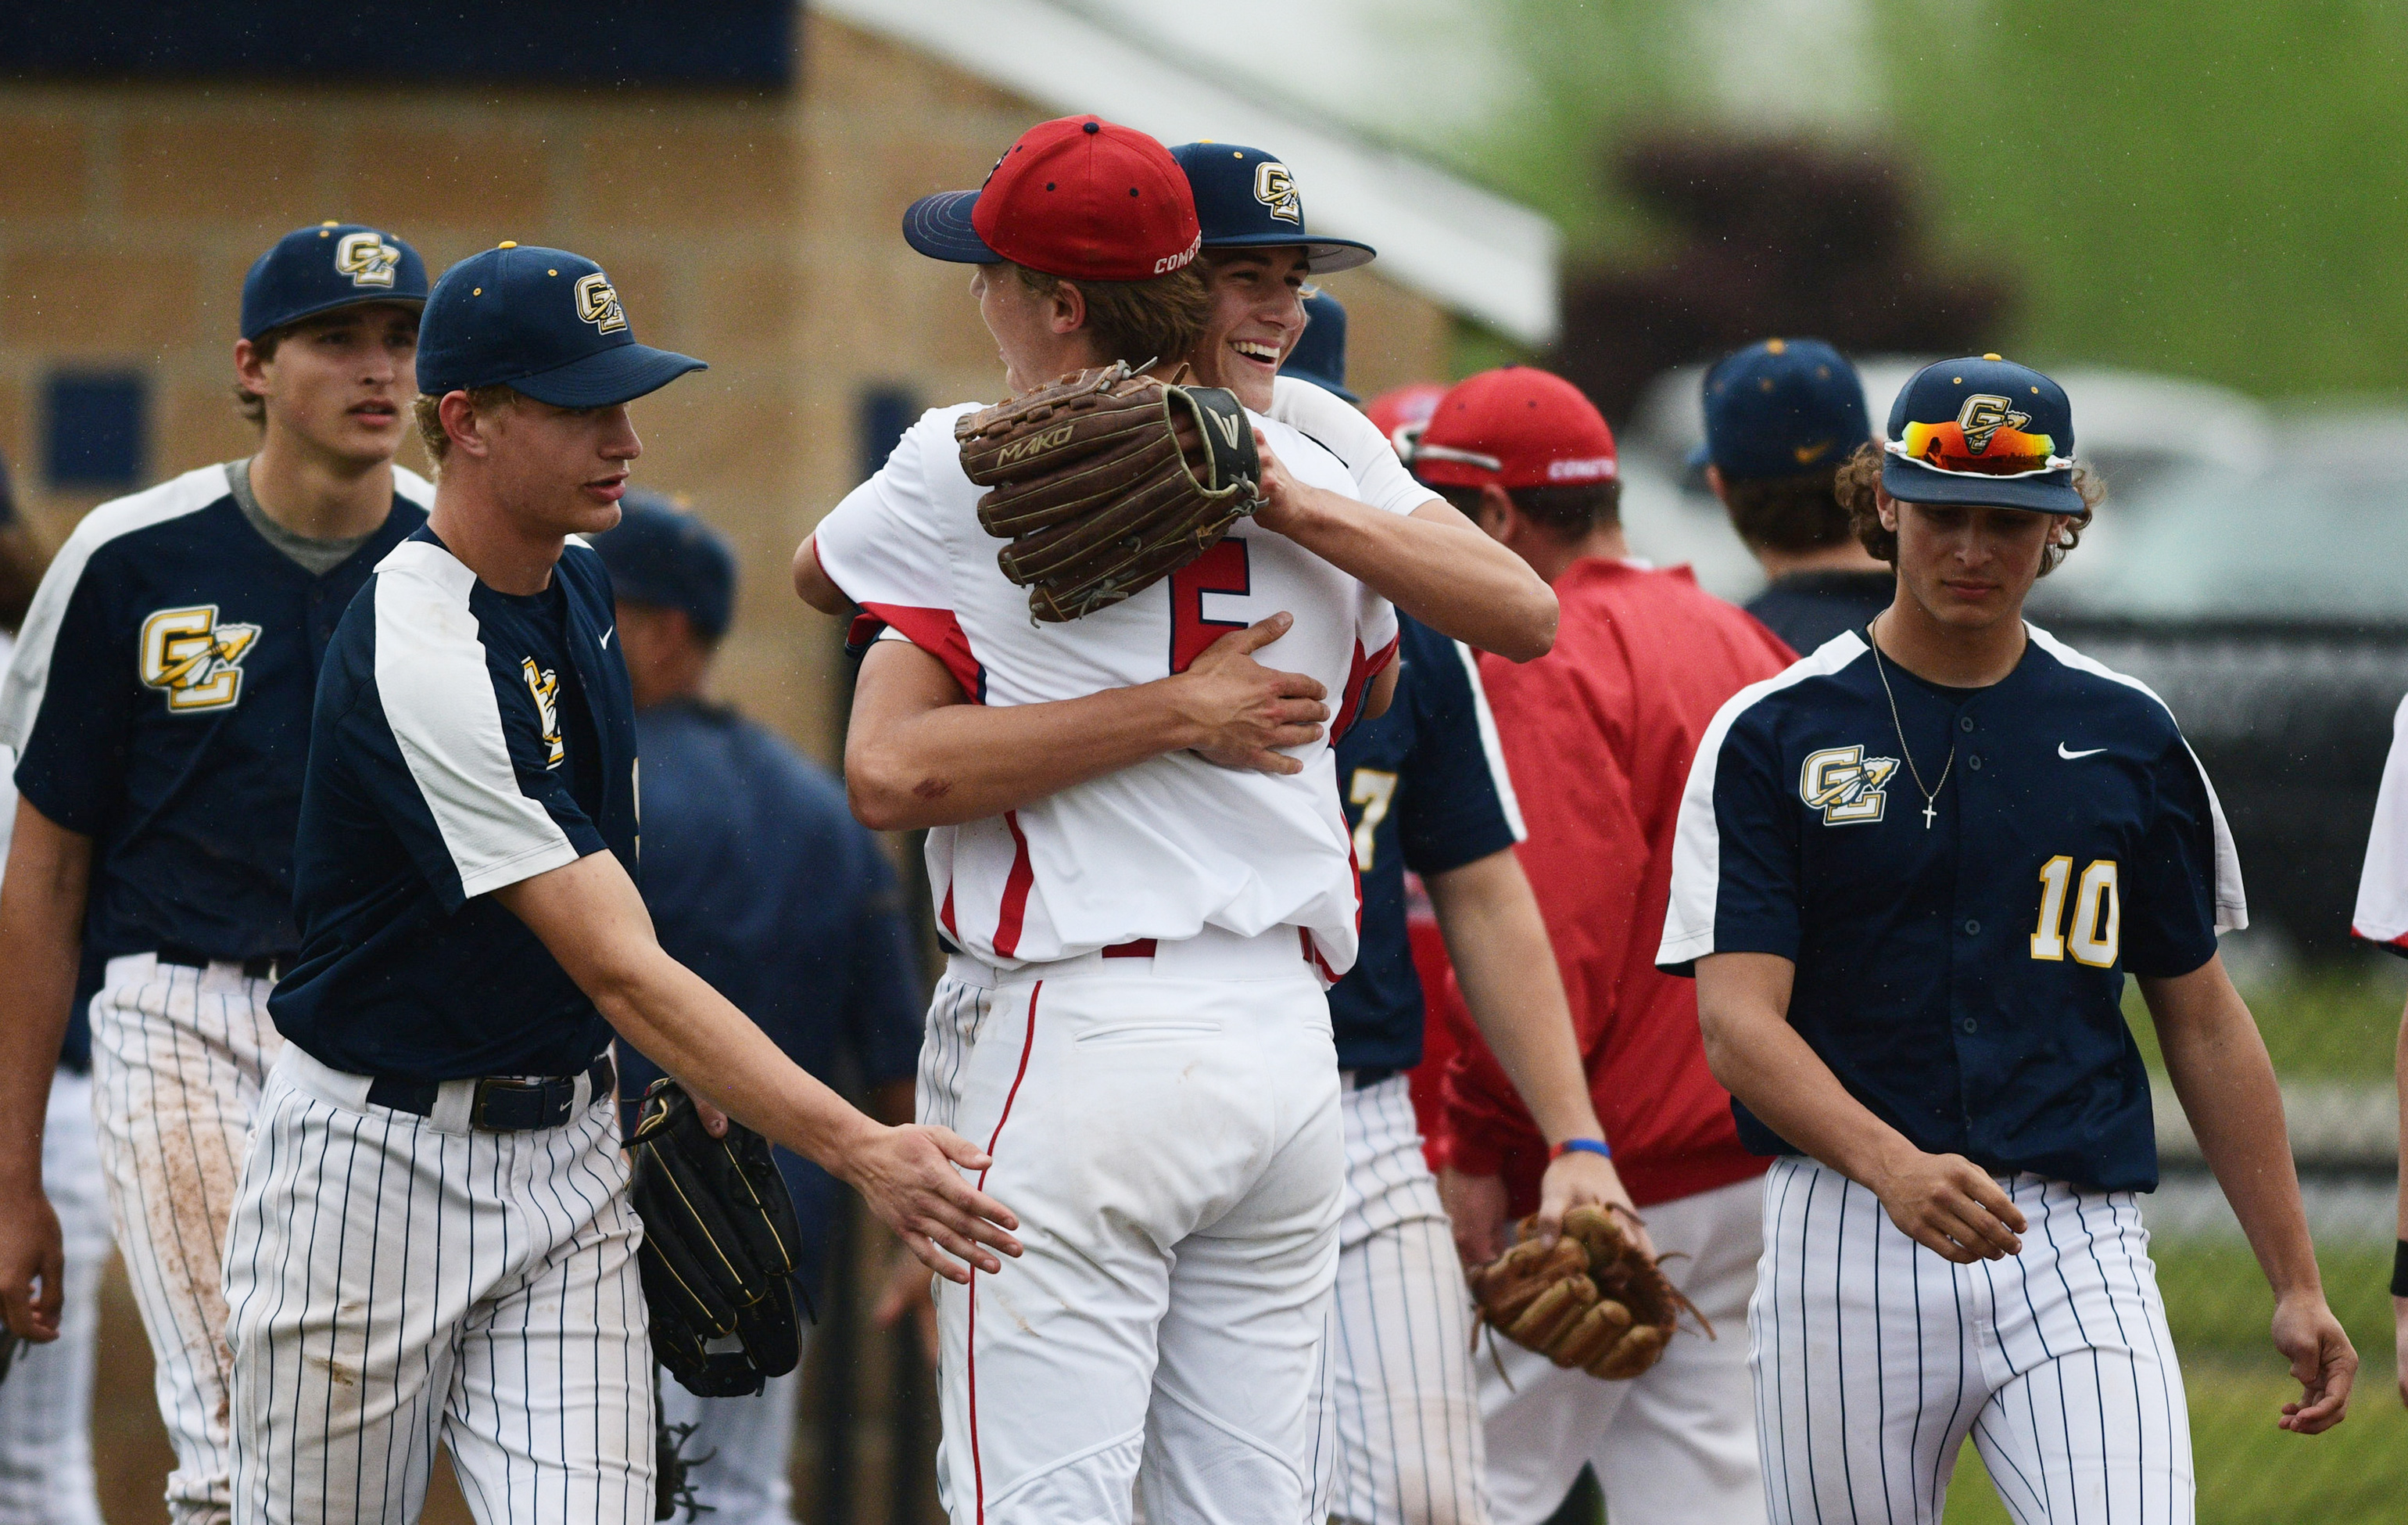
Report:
335,231,403,289
1957,394,2030,455
1253,162,1301,225
575,272,628,335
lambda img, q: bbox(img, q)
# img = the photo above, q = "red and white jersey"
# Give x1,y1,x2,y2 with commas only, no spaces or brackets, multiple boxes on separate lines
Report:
815,400,1403,974
2353,691,2408,952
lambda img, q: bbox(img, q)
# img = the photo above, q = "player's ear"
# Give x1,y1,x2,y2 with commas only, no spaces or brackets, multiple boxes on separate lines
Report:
1874,486,1900,533
1046,278,1088,336
1475,483,1517,542
234,337,271,401
1704,463,1728,505
439,389,494,461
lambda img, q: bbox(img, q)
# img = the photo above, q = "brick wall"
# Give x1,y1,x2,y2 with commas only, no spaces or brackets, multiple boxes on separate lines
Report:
0,12,1456,765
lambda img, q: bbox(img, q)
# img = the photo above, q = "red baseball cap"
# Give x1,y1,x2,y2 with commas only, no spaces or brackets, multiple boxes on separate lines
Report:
902,116,1202,283
1411,367,1618,490
1365,382,1447,457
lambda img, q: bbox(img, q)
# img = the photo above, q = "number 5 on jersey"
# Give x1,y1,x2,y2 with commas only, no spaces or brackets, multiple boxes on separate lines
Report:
2030,856,2119,965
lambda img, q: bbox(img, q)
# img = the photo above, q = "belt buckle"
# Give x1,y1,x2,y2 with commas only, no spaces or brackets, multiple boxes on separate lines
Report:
471,1076,572,1132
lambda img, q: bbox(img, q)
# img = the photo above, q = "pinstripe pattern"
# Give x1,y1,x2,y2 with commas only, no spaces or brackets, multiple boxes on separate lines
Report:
222,1048,651,1525
1310,1075,1487,1525
0,1070,113,1525
1752,1157,2192,1525
86,954,283,1525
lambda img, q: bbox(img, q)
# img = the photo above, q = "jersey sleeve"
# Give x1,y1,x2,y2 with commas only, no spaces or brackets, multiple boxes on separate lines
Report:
1270,376,1437,518
1657,694,1801,974
812,408,990,689
5,558,134,836
366,578,603,909
1396,623,1525,877
2355,693,2408,956
2121,730,2241,977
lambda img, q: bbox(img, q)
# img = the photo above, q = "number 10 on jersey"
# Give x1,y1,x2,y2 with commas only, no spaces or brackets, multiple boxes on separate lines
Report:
2030,856,2119,966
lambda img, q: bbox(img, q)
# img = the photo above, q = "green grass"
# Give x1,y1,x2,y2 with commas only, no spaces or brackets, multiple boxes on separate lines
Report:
2124,961,2405,1082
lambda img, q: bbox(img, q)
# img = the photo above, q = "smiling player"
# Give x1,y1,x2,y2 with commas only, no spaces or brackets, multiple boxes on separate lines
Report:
0,223,430,1525
1666,356,2354,1522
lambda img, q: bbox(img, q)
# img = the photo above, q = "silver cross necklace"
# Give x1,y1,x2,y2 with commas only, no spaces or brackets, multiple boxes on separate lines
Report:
1868,612,1954,830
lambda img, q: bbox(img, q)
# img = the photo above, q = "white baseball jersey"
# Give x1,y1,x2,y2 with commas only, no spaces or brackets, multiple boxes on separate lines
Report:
813,401,1401,974
2352,691,2408,950
1267,375,1441,522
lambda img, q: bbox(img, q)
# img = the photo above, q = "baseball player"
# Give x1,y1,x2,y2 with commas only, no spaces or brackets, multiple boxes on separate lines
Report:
2348,667,2408,1404
597,494,926,1525
1697,339,1892,654
0,223,432,1525
1665,355,2356,1522
1163,172,1634,1523
791,115,1553,1525
217,242,1016,1524
1409,365,1793,1525
0,458,115,1525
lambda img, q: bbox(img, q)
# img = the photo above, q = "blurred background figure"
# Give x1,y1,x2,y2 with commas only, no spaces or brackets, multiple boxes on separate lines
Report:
0,449,111,1525
1281,289,1359,404
596,494,924,1525
1414,367,1792,1525
1366,384,1448,457
1697,338,1888,654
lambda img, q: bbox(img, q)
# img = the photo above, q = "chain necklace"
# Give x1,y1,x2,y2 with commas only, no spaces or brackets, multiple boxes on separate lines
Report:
1868,612,1955,830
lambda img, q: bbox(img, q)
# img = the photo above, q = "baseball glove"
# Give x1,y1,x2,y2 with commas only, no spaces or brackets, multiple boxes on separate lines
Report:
629,1078,807,1398
957,361,1263,623
1466,1204,1710,1380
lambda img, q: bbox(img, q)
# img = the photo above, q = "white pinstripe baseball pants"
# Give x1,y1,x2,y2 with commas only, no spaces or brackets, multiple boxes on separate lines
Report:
88,953,284,1525
1308,1074,1489,1525
0,1069,113,1525
1753,1157,2192,1525
223,1044,652,1525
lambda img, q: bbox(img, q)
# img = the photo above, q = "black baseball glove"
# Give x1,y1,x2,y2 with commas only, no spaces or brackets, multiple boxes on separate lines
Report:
629,1078,808,1398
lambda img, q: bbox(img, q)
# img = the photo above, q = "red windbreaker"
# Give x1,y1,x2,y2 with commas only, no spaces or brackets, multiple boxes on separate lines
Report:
1437,558,1796,1212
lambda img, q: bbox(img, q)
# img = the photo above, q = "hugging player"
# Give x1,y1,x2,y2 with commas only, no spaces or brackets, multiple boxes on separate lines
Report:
794,114,1553,1524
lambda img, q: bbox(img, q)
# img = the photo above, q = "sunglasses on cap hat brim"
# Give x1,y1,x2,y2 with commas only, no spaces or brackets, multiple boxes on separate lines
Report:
1407,440,1503,473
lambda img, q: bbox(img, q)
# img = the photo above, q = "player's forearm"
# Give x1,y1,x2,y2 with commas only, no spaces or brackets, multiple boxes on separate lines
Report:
1270,493,1556,661
1695,951,1927,1188
2143,956,2325,1298
847,679,1201,831
0,803,90,1186
1424,851,1601,1145
2395,992,2408,1241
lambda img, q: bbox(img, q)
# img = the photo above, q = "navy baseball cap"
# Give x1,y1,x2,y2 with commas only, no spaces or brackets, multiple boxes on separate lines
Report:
1882,354,2082,513
241,222,428,340
1697,338,1869,482
1169,142,1374,273
593,492,736,640
1279,290,1356,403
417,243,705,408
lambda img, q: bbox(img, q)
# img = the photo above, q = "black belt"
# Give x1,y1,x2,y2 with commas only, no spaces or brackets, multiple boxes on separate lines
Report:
1347,1067,1398,1091
156,946,289,981
367,1053,616,1132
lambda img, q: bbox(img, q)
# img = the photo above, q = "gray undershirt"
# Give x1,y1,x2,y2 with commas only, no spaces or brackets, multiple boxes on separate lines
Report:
226,458,379,576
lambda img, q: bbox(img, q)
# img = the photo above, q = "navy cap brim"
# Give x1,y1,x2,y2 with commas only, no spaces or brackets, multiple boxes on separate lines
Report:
511,344,708,408
903,190,1002,264
1881,454,2084,514
1200,230,1376,274
246,289,426,340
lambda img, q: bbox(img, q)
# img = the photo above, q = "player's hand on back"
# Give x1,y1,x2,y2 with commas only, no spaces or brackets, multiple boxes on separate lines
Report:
0,1186,65,1342
1866,1146,2027,1263
840,1122,1023,1286
1173,612,1330,775
2271,1291,2355,1433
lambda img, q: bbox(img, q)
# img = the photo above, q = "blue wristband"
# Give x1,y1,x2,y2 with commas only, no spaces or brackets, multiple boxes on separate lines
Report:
1550,1137,1612,1161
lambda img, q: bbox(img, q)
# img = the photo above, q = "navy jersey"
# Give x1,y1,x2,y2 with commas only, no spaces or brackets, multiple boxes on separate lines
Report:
1657,626,2243,1192
1328,613,1523,1072
1743,568,1893,658
270,529,638,1080
0,464,431,963
614,698,923,1299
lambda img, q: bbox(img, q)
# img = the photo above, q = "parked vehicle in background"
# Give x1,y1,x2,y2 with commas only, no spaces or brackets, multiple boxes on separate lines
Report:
1620,361,2408,954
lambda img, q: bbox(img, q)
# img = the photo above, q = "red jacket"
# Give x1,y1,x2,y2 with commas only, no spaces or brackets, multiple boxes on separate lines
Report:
1439,559,1795,1212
